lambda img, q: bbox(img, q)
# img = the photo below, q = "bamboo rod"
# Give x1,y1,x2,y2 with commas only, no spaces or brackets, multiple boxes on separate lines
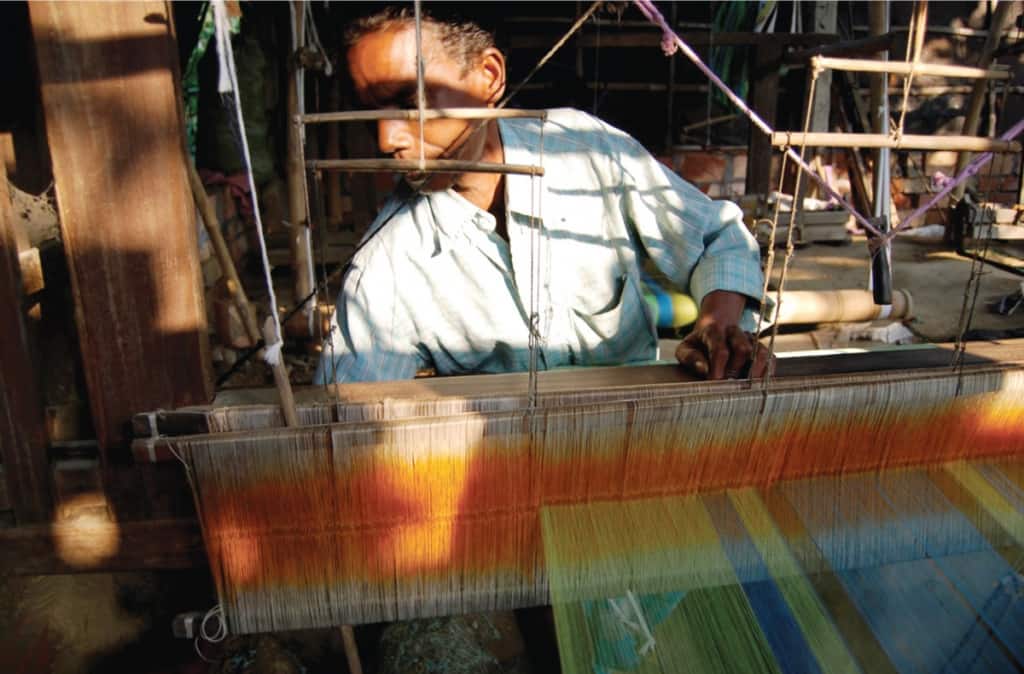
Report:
811,55,1011,80
770,132,1021,153
286,0,314,337
775,289,913,325
262,318,299,429
187,160,262,347
306,158,545,176
340,625,363,674
300,108,548,124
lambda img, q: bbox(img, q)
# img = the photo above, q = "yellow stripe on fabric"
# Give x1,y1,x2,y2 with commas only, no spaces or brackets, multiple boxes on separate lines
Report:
945,461,1024,547
729,489,862,674
542,495,782,674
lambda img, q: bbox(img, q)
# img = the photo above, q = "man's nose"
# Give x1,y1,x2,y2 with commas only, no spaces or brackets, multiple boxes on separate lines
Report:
377,119,414,156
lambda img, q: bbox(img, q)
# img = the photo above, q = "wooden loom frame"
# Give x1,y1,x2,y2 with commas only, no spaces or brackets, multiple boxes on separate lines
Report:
143,340,1024,633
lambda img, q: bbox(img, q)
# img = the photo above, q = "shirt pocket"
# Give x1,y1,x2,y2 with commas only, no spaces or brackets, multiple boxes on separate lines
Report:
570,273,656,365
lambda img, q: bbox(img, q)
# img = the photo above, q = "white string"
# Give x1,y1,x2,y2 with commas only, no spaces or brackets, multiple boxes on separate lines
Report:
413,0,427,171
213,0,285,365
193,603,228,662
527,119,547,409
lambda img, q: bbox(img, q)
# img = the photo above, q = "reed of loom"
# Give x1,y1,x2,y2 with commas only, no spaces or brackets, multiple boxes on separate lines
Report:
165,344,1024,635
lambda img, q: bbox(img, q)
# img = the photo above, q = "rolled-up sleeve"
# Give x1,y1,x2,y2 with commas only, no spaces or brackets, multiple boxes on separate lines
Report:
604,121,766,331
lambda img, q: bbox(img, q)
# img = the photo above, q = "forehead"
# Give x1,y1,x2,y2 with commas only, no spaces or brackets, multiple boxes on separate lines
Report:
347,25,460,96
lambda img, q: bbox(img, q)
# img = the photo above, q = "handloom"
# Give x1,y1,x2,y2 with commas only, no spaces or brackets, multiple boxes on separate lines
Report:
145,342,1024,654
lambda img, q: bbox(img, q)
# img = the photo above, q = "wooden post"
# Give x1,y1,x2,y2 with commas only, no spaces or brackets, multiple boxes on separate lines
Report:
803,1,837,200
0,160,51,523
325,77,344,230
29,1,212,456
951,1,1016,201
745,42,782,196
287,0,315,336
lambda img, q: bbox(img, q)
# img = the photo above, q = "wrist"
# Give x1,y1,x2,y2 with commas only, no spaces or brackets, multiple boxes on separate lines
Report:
695,290,747,329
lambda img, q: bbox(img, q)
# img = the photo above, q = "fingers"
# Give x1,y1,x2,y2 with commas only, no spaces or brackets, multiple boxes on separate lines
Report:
676,326,774,381
675,337,710,378
722,326,753,379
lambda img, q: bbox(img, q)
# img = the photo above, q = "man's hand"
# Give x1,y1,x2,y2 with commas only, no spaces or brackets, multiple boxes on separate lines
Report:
674,290,772,380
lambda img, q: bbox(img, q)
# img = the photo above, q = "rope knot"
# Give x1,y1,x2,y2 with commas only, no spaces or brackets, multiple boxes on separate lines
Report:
659,31,678,56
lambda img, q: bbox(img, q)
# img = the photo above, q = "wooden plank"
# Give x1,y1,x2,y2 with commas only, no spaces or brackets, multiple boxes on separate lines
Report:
29,1,212,455
0,155,51,522
0,517,205,575
131,340,1024,452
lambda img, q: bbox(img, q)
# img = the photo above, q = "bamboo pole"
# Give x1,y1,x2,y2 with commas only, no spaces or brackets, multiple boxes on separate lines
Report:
770,132,1021,153
287,0,314,337
775,288,913,325
306,158,545,176
811,55,1011,80
301,108,548,124
187,161,262,347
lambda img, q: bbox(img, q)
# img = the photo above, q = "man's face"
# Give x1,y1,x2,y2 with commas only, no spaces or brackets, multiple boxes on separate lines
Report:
347,24,501,191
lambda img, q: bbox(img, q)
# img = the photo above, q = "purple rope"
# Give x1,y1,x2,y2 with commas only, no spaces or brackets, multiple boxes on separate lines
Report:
635,0,1024,243
889,115,1024,242
633,0,879,235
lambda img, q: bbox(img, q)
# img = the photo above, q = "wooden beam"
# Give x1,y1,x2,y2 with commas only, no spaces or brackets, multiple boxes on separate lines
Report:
0,160,51,523
301,108,548,124
131,339,1024,457
307,159,545,176
0,517,206,575
770,132,1021,153
29,1,212,455
811,56,1012,80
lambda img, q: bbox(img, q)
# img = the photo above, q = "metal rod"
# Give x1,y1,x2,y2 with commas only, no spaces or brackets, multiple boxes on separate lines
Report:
301,109,548,124
306,158,545,176
812,55,1011,80
770,132,1021,152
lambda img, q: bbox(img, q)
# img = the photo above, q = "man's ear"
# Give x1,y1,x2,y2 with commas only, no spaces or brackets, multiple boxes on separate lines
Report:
476,47,506,107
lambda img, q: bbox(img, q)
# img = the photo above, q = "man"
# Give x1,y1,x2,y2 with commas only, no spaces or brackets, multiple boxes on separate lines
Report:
315,6,769,386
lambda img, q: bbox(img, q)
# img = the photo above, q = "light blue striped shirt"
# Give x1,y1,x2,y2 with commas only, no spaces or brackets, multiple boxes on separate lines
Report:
315,109,764,384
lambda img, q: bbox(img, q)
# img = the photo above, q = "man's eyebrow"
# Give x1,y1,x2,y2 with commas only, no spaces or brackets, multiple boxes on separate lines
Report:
367,83,419,107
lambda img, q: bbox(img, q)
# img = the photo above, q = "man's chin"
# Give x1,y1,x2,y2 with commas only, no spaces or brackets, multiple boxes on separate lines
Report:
405,172,453,193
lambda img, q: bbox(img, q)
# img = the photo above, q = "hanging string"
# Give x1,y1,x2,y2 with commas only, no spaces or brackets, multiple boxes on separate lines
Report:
303,2,332,76
503,2,603,108
951,78,1014,391
527,121,547,409
894,0,928,142
754,69,819,410
213,0,286,367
